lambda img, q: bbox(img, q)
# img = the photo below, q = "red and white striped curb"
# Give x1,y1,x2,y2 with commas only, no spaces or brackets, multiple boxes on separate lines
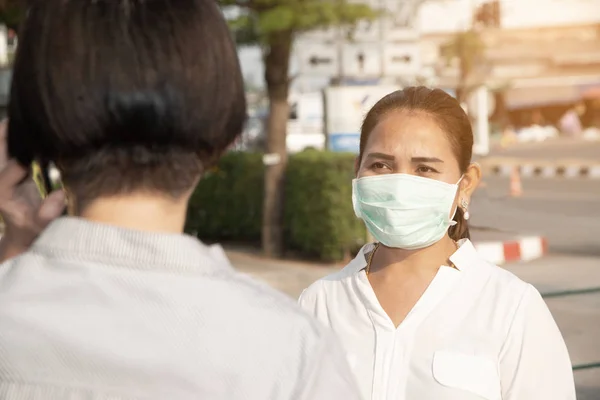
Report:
474,236,548,265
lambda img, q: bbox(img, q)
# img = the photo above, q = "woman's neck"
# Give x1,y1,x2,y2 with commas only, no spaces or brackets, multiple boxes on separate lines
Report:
370,235,459,277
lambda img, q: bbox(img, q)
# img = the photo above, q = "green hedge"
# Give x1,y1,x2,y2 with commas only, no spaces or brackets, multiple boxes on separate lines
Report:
284,151,366,261
186,152,264,243
186,151,367,261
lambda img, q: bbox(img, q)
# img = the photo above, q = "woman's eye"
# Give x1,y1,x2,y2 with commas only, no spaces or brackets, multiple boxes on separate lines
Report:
417,165,436,173
372,162,389,170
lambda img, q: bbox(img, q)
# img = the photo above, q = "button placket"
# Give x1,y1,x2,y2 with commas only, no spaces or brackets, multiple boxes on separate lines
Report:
371,323,396,400
389,328,415,400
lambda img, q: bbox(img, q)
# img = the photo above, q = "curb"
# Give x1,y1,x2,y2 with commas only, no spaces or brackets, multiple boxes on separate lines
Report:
473,236,548,265
479,158,600,179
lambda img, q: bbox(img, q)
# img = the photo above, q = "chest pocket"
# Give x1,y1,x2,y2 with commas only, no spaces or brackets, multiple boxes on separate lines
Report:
432,350,501,400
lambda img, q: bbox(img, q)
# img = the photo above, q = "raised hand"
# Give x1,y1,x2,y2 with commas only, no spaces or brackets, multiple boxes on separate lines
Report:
0,119,66,262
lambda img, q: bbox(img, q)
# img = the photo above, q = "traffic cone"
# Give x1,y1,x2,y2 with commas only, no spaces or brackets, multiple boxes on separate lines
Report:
510,167,522,197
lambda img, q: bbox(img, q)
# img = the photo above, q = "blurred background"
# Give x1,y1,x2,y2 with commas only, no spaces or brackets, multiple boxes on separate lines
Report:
1,0,599,398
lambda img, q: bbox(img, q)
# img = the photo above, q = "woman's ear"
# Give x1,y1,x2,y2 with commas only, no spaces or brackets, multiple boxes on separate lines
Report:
354,156,360,176
460,162,482,203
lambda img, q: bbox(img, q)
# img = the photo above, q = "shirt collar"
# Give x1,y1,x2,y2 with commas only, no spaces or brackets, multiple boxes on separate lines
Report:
449,239,478,272
30,217,233,274
348,239,480,274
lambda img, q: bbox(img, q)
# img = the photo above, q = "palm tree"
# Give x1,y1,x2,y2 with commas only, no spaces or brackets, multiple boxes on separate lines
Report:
440,29,486,103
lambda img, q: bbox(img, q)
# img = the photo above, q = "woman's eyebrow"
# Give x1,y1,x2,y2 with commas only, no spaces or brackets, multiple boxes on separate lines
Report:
366,152,395,161
411,157,444,163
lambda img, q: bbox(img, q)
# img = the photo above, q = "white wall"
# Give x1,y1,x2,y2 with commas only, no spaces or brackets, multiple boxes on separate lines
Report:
417,0,478,34
418,0,600,35
501,0,600,29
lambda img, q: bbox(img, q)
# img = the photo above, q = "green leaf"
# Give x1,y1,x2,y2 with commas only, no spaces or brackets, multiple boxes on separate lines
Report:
257,6,295,33
228,14,262,45
222,0,378,38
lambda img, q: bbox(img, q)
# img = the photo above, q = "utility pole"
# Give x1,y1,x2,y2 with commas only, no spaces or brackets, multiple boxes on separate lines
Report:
378,0,386,80
470,0,497,157
335,25,345,85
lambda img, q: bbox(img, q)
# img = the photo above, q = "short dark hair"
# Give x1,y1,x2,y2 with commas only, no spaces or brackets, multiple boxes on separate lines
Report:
8,0,246,201
359,86,473,240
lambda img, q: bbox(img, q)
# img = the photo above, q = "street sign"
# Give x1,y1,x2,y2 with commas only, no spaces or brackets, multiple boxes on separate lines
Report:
383,42,420,77
294,0,427,78
341,44,383,78
308,55,333,66
297,42,340,77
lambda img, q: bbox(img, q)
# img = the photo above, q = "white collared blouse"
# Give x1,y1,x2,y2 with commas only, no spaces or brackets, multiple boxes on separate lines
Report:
299,240,576,400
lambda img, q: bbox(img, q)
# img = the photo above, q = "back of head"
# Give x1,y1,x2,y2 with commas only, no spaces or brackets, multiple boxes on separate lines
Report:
8,0,246,202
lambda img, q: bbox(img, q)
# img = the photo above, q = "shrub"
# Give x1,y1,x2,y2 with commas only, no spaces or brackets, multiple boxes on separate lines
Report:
186,152,264,243
186,150,367,261
284,151,366,261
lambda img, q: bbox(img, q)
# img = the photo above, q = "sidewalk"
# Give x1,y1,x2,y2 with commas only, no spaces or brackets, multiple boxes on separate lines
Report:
227,227,548,298
228,248,339,299
478,137,600,179
479,157,600,179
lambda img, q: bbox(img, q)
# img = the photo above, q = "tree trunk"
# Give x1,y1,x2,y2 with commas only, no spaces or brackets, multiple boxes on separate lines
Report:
456,57,469,104
262,31,292,257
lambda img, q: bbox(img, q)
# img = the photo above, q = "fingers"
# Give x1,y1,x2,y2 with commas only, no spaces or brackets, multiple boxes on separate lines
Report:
0,160,28,199
37,189,66,226
0,119,7,169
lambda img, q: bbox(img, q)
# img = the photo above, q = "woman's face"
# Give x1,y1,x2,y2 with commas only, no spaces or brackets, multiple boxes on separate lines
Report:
357,110,462,184
356,110,481,215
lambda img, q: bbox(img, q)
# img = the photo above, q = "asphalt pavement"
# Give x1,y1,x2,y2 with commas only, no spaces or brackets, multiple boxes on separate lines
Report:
472,176,600,256
472,174,600,399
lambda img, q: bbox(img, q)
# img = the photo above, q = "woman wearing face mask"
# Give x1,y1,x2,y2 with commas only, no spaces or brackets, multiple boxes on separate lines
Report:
299,87,575,400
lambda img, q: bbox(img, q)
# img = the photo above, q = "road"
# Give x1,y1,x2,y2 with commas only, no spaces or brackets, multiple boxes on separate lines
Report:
472,176,600,399
231,173,600,399
483,137,600,162
472,176,600,256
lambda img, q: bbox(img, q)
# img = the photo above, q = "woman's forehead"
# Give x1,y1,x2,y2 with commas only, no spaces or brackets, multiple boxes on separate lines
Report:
364,111,454,156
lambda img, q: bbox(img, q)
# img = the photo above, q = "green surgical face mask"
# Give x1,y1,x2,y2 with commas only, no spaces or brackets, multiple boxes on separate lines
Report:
352,173,462,250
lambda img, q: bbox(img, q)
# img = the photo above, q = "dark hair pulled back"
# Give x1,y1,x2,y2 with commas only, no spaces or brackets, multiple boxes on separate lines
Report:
358,86,473,241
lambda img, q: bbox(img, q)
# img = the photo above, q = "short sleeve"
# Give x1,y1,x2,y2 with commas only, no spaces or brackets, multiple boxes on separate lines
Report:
499,284,576,399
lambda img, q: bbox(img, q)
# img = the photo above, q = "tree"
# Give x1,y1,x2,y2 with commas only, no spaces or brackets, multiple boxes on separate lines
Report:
0,0,25,29
221,0,377,257
440,29,486,104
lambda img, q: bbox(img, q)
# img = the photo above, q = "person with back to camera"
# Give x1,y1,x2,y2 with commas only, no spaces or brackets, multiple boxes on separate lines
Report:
0,1,361,399
299,87,576,400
